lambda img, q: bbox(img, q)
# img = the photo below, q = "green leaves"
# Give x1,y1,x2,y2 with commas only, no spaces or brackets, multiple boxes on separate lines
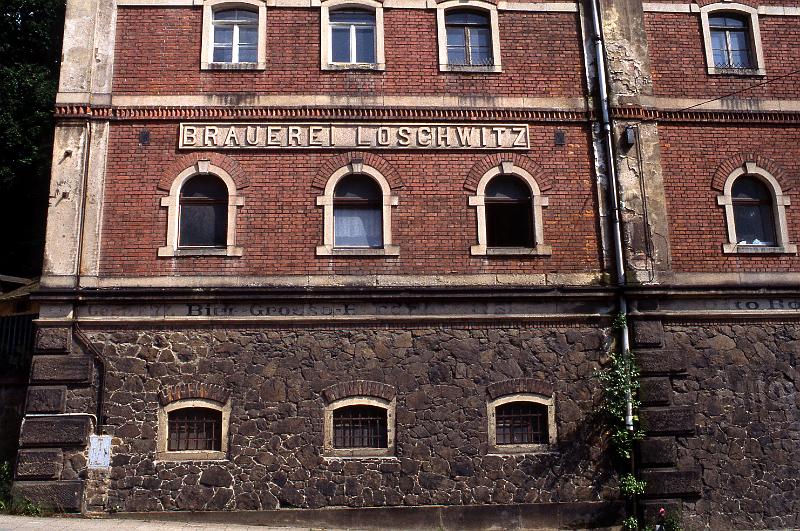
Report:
596,350,643,458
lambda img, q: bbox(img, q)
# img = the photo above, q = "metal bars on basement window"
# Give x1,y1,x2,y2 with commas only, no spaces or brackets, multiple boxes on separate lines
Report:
495,401,548,445
332,405,388,448
167,408,222,451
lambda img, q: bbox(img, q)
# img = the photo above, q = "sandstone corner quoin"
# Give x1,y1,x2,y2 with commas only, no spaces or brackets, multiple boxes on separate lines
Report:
12,0,800,528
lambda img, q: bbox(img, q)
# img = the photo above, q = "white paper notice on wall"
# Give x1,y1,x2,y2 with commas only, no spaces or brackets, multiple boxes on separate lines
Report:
88,434,112,469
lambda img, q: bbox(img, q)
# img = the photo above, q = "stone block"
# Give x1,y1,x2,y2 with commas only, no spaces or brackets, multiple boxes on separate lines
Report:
641,469,701,497
26,386,66,413
34,327,69,352
637,350,687,375
12,480,83,512
638,437,677,467
15,449,63,479
30,356,91,383
639,377,671,405
632,320,664,348
19,416,92,447
640,406,695,435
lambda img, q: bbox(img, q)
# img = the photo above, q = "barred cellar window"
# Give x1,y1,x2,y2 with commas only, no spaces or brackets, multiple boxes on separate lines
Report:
731,176,776,246
330,10,376,64
709,14,753,69
445,10,492,66
167,407,222,452
332,405,388,449
484,175,534,248
333,174,383,248
178,174,228,248
212,9,259,64
495,402,549,445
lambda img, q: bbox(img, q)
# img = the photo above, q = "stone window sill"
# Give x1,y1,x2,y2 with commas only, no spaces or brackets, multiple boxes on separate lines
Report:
440,64,502,74
707,66,765,77
158,246,244,257
322,63,385,72
722,243,797,254
202,62,266,71
324,449,395,458
489,444,557,455
471,245,552,256
155,451,227,462
316,245,400,257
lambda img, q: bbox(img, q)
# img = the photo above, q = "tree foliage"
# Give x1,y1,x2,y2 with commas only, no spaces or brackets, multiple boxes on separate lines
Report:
0,0,66,277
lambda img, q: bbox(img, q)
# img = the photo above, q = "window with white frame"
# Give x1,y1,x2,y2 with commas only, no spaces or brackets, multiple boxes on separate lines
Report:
700,4,765,75
157,398,231,461
323,396,395,457
158,160,244,258
201,0,267,70
320,0,385,70
488,393,556,454
436,0,501,72
316,161,399,256
717,163,796,254
469,161,550,256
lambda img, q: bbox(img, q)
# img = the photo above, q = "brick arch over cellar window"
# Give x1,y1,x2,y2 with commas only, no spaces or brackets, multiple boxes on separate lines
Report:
158,160,246,258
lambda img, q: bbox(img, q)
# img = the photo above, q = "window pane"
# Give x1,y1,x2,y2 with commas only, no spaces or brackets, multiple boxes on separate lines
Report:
448,47,468,65
470,27,491,49
486,176,530,200
215,9,257,22
213,46,232,63
334,175,380,199
732,177,771,200
179,204,227,247
471,46,492,66
712,48,728,68
333,405,387,448
446,11,488,25
214,25,234,46
330,10,374,24
496,402,548,445
446,27,466,47
238,46,257,63
331,26,351,62
238,25,258,45
181,174,228,199
167,408,222,452
486,202,534,247
334,207,382,247
355,26,376,63
734,204,776,245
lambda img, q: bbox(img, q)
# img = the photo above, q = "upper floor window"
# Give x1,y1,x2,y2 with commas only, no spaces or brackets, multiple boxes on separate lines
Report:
333,174,382,248
731,176,776,246
485,175,534,248
445,10,492,67
213,9,258,64
700,4,764,76
179,174,228,248
436,1,501,72
709,14,752,69
333,405,388,449
330,10,376,64
168,407,222,452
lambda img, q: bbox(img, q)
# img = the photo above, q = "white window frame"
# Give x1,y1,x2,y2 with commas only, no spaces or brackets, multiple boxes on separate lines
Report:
157,398,231,461
488,393,556,455
316,160,399,256
700,3,765,76
717,162,796,254
436,0,502,73
323,396,396,458
320,0,385,71
469,161,550,256
201,0,267,70
158,160,245,257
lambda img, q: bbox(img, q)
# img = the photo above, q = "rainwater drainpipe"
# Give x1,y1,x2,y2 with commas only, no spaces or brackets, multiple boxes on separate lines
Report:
588,0,635,435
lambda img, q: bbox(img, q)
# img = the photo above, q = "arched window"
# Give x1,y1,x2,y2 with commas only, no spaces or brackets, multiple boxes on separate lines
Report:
167,407,222,451
731,176,776,245
709,14,753,69
445,10,492,66
212,9,258,64
329,9,376,64
333,174,382,248
179,174,228,248
333,405,388,449
495,401,548,445
485,175,534,248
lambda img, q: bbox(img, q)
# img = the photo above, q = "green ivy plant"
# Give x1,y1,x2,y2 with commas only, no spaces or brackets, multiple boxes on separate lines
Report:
595,350,645,459
619,473,647,498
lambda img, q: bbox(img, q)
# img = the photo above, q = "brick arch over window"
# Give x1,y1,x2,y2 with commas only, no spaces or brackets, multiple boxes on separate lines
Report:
464,153,554,193
312,152,404,191
486,378,553,400
158,152,249,192
711,154,790,193
321,380,396,404
158,383,231,406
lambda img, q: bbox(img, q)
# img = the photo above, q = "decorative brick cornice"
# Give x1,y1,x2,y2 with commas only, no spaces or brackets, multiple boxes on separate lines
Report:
711,153,790,192
486,378,553,399
611,106,800,125
158,382,230,406
321,380,396,404
312,152,404,190
157,152,249,191
464,153,554,192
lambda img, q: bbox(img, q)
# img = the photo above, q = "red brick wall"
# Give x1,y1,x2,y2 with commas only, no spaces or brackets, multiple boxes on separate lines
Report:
113,7,586,97
660,123,800,272
645,13,800,99
99,122,603,277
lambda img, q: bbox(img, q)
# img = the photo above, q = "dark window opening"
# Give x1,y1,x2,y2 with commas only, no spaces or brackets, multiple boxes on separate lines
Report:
732,176,776,245
485,175,534,247
167,407,222,451
445,10,493,66
333,405,388,448
333,174,383,248
179,174,228,248
709,14,753,69
496,401,548,445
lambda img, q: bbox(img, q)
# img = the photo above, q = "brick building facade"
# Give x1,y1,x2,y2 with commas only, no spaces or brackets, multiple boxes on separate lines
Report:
12,0,799,528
